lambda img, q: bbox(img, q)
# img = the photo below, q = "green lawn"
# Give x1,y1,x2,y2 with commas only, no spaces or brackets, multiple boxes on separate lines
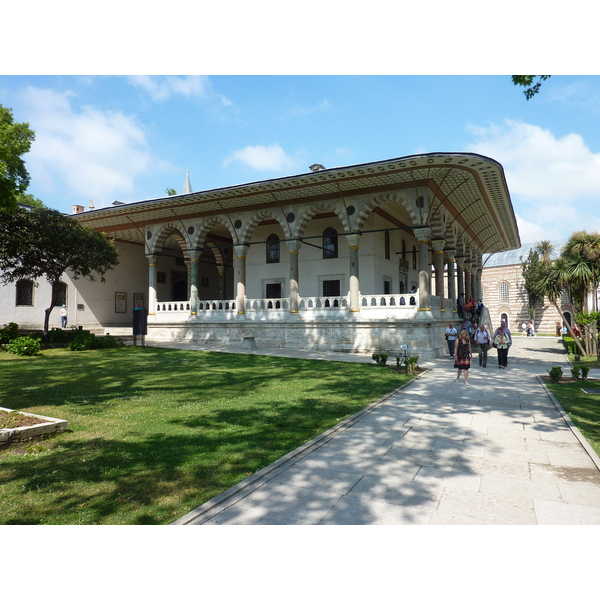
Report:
546,378,600,458
0,347,408,525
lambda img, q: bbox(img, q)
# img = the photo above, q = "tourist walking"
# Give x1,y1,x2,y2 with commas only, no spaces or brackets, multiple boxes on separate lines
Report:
454,329,472,385
473,323,491,367
444,322,458,358
60,304,68,329
493,320,512,369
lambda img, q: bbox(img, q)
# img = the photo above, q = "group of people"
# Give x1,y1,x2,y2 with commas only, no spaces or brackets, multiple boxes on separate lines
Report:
456,294,484,324
444,320,512,385
520,321,536,336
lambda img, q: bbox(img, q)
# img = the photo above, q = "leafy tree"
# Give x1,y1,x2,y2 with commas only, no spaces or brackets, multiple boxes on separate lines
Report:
165,187,177,196
512,75,551,100
16,192,45,208
521,246,547,322
0,206,119,337
0,104,36,211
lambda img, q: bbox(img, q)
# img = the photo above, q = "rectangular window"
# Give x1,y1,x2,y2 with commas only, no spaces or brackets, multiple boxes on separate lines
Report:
157,272,167,284
384,279,392,294
201,277,209,287
266,283,282,298
322,280,340,297
16,281,33,306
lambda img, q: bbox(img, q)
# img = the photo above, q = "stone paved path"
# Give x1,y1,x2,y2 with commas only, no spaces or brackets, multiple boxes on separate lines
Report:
166,335,600,525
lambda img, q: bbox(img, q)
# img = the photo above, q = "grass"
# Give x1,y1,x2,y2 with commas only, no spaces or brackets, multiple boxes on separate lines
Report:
545,378,600,458
0,346,409,525
567,353,600,367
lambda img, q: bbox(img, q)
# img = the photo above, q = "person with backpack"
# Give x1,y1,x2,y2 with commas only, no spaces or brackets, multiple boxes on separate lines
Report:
473,322,491,367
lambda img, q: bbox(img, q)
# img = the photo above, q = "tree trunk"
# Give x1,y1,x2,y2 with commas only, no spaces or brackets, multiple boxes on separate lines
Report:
555,301,588,356
43,305,54,341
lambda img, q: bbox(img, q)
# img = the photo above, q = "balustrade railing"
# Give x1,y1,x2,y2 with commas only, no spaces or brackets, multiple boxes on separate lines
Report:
152,293,453,318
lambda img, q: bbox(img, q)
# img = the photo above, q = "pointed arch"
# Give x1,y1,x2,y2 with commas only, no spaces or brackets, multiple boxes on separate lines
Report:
294,201,351,238
148,223,189,256
353,192,419,232
239,209,289,245
190,216,237,250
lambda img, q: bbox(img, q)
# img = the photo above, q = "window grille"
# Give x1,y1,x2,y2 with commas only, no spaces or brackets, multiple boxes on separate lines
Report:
498,282,509,304
52,282,67,307
16,280,33,306
322,280,340,297
266,234,280,263
323,228,338,259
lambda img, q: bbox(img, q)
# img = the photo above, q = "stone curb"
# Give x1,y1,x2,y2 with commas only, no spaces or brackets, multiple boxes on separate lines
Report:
0,407,68,445
170,369,427,525
536,375,600,472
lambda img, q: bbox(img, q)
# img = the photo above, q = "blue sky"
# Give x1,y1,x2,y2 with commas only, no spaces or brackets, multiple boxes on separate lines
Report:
2,74,600,245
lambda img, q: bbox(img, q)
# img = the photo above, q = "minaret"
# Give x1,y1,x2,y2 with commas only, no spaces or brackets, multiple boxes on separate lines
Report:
182,170,192,194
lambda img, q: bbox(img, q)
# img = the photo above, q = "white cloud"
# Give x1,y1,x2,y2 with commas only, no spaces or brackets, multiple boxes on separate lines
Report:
465,119,600,242
20,86,168,202
223,144,300,172
288,98,331,117
127,76,234,109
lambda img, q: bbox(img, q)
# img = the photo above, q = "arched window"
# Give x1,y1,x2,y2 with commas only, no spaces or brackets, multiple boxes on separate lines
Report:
323,228,338,259
412,245,417,270
384,231,390,260
16,279,34,306
52,282,68,307
498,282,509,304
266,234,280,263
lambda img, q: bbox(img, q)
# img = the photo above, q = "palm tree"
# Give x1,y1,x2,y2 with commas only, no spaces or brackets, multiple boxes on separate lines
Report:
539,256,588,355
562,231,600,311
536,240,555,265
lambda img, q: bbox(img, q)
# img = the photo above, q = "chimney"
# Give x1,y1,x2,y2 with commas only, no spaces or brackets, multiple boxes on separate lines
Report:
72,205,84,214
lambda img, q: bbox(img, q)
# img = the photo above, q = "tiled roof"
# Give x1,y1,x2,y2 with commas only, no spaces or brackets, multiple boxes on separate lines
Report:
483,241,565,268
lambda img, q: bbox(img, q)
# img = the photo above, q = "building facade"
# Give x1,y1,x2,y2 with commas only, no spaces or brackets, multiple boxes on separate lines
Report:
481,242,573,334
1,152,521,358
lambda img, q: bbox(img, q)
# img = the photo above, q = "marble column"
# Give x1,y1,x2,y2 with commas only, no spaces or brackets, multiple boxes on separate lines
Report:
147,255,158,316
187,251,200,315
347,234,361,313
464,259,472,301
414,227,432,316
445,249,457,315
432,239,445,312
286,239,302,314
234,244,248,315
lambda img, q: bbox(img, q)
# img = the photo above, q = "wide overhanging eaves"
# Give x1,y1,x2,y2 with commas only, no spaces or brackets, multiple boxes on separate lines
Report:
72,152,520,253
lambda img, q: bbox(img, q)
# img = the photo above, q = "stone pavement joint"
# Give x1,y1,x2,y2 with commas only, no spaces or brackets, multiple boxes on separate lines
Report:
167,336,600,525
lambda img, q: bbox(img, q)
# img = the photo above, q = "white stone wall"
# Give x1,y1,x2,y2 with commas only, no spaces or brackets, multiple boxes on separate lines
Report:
0,241,148,331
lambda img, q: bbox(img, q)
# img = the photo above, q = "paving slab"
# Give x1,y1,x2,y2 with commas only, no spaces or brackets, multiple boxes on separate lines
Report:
169,336,600,525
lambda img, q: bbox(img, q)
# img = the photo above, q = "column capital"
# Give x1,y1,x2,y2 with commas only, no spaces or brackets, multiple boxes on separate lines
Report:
346,233,361,248
234,244,249,258
431,238,445,252
444,248,456,261
413,226,432,243
285,239,302,253
146,254,159,265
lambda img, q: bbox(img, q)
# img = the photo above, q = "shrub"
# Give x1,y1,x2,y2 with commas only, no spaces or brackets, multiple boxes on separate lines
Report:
68,331,124,351
372,353,388,366
562,335,581,355
407,356,419,375
581,365,590,380
6,335,41,356
47,328,78,343
571,365,581,381
0,322,19,345
547,366,563,383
